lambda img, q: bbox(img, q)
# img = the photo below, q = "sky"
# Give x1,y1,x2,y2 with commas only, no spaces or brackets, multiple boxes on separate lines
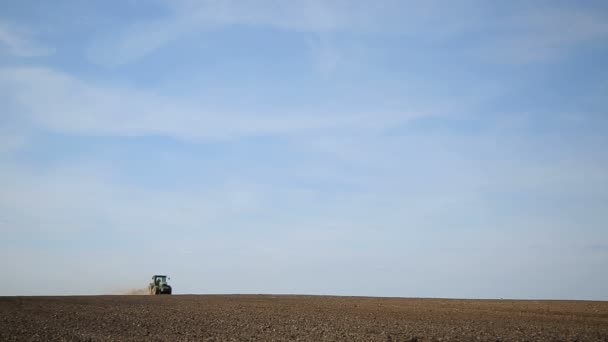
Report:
0,1,607,299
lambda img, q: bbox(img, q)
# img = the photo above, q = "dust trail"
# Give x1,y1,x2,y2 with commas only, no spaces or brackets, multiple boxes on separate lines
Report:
105,286,149,295
125,288,148,296
124,288,148,295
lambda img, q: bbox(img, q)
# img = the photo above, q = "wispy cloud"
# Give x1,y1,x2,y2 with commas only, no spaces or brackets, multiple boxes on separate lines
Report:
0,129,28,153
0,21,54,57
0,66,429,141
85,2,608,67
478,8,608,63
0,161,250,236
86,0,485,66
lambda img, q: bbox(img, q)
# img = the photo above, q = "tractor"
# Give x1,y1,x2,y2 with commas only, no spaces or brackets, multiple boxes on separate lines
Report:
148,275,172,295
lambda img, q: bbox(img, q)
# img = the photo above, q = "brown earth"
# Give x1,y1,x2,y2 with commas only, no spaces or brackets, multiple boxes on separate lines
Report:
1,295,607,341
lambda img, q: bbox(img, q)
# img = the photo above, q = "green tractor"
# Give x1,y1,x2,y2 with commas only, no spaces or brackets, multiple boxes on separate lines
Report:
148,275,172,295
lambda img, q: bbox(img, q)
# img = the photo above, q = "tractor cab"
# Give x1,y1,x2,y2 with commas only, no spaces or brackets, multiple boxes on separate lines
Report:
153,275,168,285
149,275,172,295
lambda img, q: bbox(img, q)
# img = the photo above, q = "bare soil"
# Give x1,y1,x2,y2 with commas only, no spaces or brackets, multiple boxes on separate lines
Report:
1,295,607,341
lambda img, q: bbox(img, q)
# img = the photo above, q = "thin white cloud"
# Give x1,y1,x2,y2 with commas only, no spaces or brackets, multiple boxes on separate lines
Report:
0,66,428,141
86,2,608,67
87,17,191,67
306,35,349,75
159,0,484,36
479,8,608,63
0,130,28,154
87,0,485,66
0,161,269,237
0,21,54,57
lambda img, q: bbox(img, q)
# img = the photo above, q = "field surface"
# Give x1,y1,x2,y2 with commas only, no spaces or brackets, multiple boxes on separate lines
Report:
1,295,607,341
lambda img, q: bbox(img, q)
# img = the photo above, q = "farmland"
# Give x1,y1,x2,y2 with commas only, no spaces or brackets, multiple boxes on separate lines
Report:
1,295,607,341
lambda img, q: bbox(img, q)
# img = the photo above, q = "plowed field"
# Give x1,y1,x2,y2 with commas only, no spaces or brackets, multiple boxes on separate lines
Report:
1,295,607,341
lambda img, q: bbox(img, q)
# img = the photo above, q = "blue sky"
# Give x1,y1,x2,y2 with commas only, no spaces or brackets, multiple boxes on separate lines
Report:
0,0,607,299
